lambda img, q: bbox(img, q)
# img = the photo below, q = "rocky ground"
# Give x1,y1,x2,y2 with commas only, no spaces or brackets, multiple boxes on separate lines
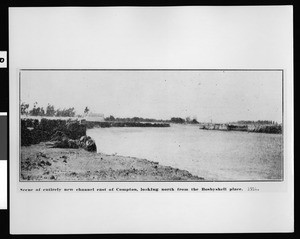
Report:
21,142,204,181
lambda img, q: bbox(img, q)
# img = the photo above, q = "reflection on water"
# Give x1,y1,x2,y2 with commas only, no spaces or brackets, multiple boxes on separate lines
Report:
87,124,283,181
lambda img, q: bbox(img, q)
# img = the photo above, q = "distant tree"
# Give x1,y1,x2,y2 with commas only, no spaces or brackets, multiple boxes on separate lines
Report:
107,116,166,123
65,107,75,117
39,107,45,116
26,102,76,117
84,106,90,115
109,115,115,121
190,116,199,124
29,105,45,116
191,119,199,124
55,108,62,117
186,117,191,123
132,117,141,122
29,102,38,116
46,103,56,116
56,107,76,117
170,117,185,124
20,102,29,115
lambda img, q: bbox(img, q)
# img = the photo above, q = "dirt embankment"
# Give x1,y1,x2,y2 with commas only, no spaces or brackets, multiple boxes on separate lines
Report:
21,143,204,181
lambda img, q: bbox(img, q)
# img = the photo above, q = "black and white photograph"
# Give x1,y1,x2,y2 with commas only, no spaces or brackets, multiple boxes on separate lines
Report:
9,6,293,234
20,69,283,182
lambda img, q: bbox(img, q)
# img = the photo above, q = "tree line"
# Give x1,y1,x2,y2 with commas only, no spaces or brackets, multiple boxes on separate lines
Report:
104,115,199,124
21,102,199,124
21,102,90,117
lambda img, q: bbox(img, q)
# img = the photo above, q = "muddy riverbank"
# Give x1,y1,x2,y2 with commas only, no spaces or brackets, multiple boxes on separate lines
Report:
20,143,204,181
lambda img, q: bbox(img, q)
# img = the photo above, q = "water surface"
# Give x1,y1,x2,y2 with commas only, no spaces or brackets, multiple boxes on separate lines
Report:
87,124,283,181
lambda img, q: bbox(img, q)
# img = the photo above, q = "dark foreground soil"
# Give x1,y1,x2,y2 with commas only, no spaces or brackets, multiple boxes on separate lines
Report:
20,142,204,181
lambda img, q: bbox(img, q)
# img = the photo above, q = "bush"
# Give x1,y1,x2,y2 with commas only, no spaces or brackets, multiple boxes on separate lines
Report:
21,119,87,146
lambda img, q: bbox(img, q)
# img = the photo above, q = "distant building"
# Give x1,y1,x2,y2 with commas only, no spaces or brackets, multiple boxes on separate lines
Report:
85,112,105,122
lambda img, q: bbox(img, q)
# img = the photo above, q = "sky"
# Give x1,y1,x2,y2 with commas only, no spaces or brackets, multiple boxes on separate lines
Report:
20,70,282,123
